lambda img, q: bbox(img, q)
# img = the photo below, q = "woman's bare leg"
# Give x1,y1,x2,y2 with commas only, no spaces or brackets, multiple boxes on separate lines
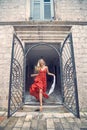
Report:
39,89,43,111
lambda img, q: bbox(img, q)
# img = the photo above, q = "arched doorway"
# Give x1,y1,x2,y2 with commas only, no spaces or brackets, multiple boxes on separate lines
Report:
25,43,62,105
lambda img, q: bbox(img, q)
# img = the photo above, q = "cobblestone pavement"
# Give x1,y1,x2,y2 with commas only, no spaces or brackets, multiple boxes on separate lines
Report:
0,110,87,130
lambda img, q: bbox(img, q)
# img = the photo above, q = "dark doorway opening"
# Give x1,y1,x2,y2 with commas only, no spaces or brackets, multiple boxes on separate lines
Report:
25,43,62,105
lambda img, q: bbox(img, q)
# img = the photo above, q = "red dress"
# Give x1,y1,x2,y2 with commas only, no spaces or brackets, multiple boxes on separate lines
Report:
29,68,49,100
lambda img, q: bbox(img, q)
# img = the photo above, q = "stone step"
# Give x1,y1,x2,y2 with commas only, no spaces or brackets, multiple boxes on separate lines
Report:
18,105,69,113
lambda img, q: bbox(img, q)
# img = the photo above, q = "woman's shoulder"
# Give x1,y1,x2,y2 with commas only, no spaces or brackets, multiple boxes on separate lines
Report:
45,66,48,70
41,66,48,71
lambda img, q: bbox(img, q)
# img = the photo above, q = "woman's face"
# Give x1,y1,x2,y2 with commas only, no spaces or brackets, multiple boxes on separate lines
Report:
39,59,45,67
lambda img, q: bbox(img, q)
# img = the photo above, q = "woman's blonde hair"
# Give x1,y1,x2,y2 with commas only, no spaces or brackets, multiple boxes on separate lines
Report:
35,59,46,73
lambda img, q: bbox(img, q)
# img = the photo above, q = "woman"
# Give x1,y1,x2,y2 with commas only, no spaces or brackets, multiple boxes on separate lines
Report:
29,59,55,111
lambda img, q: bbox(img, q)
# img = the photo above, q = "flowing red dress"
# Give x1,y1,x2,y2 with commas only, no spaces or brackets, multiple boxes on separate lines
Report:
29,68,49,100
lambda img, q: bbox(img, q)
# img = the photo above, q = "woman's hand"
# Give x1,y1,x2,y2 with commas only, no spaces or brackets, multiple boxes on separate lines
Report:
31,74,33,77
52,74,55,77
51,74,55,77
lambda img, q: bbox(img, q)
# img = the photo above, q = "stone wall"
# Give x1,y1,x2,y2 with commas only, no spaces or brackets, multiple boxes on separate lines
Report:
55,0,87,21
0,26,13,109
0,0,87,113
72,25,87,111
0,0,87,22
0,0,26,22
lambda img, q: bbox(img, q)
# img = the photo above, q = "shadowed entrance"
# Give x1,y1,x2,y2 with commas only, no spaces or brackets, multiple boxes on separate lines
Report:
25,43,62,105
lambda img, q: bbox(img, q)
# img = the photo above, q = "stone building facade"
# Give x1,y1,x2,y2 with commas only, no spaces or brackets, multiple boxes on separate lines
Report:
0,0,87,117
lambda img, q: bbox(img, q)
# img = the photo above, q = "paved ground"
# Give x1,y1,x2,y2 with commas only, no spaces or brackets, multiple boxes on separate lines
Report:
0,107,87,130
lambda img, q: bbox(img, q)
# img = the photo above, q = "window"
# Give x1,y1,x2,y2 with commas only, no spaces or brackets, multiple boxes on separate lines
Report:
30,0,54,20
44,0,51,19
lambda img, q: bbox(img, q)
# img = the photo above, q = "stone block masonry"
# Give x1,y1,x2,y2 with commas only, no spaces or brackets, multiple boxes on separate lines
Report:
0,0,87,22
55,0,87,21
0,0,26,22
0,26,14,109
72,25,87,111
0,111,87,130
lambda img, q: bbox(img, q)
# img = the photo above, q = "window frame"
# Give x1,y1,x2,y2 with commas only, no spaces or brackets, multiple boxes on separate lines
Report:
30,0,54,21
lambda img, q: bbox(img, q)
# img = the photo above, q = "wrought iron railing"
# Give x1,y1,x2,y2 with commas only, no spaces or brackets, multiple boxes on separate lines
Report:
60,33,80,117
8,33,25,117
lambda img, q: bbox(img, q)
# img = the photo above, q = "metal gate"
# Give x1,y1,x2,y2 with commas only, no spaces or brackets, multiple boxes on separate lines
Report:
8,33,25,117
60,33,80,117
8,32,80,117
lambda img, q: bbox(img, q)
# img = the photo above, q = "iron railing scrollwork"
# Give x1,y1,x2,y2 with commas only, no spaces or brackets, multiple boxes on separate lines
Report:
60,33,80,118
8,33,25,117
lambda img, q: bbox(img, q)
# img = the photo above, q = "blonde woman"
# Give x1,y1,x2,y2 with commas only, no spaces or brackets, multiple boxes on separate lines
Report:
29,59,55,111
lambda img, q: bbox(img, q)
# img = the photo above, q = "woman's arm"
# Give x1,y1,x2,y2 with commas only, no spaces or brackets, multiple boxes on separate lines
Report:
31,74,38,77
46,66,55,76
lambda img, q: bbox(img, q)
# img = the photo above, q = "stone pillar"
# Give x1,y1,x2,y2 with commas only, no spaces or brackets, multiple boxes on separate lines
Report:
0,26,14,110
25,0,30,21
72,25,87,112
